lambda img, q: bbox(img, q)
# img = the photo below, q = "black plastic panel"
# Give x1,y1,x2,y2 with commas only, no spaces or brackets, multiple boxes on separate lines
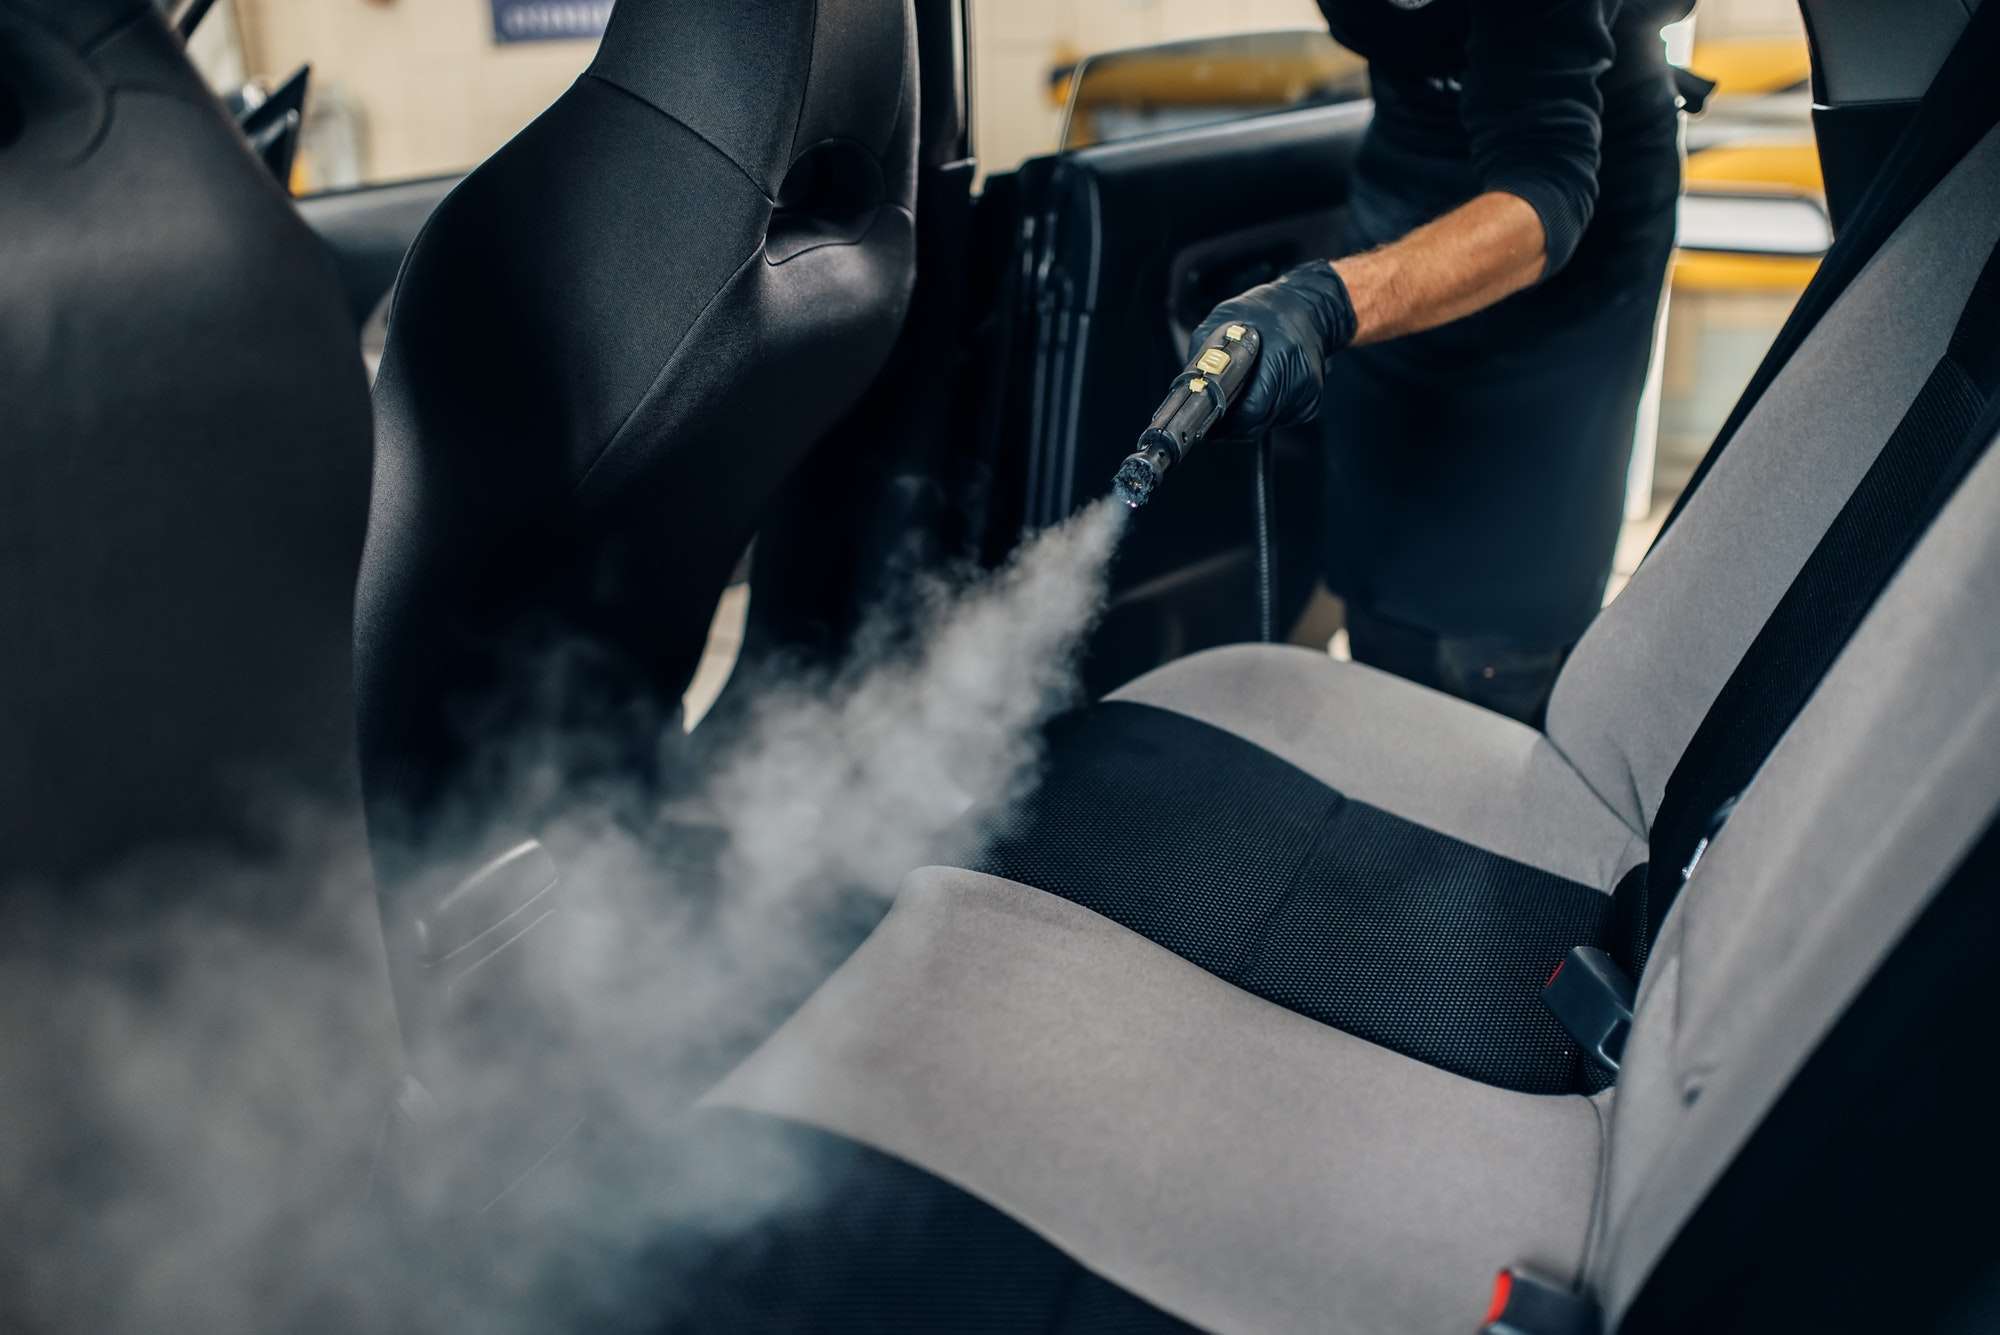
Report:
1811,100,1918,233
987,101,1371,689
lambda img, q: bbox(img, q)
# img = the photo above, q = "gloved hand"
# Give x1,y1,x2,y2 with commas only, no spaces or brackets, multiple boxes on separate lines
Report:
1189,260,1358,436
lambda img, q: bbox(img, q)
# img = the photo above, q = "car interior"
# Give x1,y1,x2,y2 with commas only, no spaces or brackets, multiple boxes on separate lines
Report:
3,0,1997,1330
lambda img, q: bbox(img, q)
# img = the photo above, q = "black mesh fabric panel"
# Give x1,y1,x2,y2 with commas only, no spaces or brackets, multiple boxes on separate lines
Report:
974,703,1613,1095
1238,801,1611,1092
976,704,1339,977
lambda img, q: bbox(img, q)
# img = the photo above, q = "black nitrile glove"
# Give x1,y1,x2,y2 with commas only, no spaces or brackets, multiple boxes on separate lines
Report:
1189,260,1358,435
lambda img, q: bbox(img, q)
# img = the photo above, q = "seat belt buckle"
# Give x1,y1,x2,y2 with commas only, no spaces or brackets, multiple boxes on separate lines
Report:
1480,1266,1601,1335
1541,946,1636,1073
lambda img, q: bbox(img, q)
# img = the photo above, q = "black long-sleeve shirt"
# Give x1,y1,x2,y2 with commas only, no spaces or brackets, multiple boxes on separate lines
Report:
1316,0,1688,278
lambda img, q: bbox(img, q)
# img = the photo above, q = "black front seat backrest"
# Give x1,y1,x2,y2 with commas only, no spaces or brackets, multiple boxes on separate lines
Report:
0,0,374,884
356,0,919,931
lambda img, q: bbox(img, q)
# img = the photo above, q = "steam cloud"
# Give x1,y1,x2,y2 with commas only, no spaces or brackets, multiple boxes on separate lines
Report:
0,500,1130,1333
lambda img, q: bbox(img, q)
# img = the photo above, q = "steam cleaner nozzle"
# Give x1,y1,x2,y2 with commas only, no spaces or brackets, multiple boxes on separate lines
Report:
1112,322,1262,508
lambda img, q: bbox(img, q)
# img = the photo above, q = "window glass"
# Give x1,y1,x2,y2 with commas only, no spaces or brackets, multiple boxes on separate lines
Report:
180,0,605,194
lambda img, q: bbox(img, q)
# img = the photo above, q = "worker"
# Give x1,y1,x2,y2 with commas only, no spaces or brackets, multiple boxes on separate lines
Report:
1195,0,1693,723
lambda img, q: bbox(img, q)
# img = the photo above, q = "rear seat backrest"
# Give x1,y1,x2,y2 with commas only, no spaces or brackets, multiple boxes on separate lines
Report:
1543,128,2000,831
1590,434,2000,1318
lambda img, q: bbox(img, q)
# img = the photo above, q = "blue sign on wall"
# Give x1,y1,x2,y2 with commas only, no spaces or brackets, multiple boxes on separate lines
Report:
490,0,612,44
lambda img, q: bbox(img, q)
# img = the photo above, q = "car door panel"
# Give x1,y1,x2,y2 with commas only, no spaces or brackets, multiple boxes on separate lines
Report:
985,101,1371,692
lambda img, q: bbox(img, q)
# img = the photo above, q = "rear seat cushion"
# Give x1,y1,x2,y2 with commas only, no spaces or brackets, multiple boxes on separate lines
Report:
707,868,1603,1335
709,438,2000,1335
1110,645,1644,887
970,696,1624,1094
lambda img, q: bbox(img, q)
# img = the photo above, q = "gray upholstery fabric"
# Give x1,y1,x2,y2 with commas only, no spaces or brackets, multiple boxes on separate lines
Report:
712,438,1999,1327
1590,436,2000,1318
1111,647,1644,887
700,81,2000,1335
1545,126,2000,830
708,868,1602,1335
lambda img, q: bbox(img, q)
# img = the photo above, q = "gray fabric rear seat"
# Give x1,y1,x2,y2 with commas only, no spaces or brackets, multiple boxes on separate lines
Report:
1116,121,2000,859
711,432,2000,1331
697,69,2000,1334
868,120,2000,1107
925,124,2000,1104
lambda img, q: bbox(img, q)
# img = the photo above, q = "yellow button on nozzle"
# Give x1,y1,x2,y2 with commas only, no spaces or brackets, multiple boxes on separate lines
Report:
1195,348,1232,376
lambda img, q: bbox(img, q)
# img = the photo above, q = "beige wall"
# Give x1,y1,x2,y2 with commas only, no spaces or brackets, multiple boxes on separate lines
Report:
231,0,595,186
220,0,1808,190
1691,0,1806,40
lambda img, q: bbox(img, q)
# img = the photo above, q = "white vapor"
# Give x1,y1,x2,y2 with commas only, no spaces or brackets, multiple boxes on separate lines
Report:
1,499,1130,1333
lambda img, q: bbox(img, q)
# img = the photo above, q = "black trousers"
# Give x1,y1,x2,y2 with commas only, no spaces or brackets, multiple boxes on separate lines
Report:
1324,104,1682,721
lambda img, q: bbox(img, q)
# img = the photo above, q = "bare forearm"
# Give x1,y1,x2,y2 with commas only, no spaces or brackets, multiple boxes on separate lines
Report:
1331,192,1547,346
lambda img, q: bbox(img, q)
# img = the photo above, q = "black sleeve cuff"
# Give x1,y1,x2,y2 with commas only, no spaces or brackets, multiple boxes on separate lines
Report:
1486,169,1593,280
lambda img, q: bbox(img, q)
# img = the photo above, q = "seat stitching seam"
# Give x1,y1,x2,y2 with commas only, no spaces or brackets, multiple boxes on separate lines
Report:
786,0,823,169
571,195,903,495
1222,793,1346,982
583,71,776,203
569,244,763,498
1540,724,1649,844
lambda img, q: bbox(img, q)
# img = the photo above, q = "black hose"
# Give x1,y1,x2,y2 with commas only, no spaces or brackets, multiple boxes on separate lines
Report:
1253,431,1275,643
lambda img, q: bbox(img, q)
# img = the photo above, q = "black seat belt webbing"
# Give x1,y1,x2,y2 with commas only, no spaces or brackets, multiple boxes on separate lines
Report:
1619,241,2000,972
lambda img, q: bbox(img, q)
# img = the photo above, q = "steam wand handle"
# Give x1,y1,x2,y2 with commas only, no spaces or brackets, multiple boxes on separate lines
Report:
1113,323,1262,508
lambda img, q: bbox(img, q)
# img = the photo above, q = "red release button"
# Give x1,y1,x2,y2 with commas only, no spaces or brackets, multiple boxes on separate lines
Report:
1484,1268,1515,1326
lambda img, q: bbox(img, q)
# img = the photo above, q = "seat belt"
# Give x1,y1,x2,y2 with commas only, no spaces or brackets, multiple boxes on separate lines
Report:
1617,241,2000,973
